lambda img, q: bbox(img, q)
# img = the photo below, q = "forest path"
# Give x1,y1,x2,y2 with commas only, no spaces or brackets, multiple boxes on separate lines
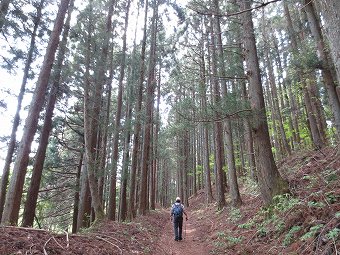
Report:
157,209,211,255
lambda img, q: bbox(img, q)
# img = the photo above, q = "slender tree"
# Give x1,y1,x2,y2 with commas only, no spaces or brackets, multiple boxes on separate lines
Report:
138,0,159,215
128,0,149,220
0,0,46,221
238,0,289,204
21,0,74,227
1,0,70,225
303,0,340,138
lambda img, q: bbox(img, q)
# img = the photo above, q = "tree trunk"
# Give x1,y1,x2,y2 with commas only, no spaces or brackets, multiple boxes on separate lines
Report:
107,0,130,221
21,0,74,227
317,0,340,89
209,16,226,210
304,79,325,148
238,0,289,204
265,49,291,156
199,20,213,203
128,0,148,220
72,153,83,233
138,0,158,215
150,64,162,209
83,0,107,222
304,0,340,138
0,0,45,221
76,162,91,231
1,0,70,225
213,0,242,207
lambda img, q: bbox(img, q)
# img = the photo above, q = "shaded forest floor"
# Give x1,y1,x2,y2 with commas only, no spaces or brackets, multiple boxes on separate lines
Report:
0,145,339,254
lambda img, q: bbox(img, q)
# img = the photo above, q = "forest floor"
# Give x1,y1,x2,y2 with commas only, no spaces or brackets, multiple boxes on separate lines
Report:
0,145,339,255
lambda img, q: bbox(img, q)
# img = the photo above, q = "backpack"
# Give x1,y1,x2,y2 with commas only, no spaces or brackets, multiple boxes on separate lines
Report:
173,204,183,219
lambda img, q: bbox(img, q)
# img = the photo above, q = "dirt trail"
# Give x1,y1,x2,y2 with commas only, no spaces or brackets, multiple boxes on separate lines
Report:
157,210,211,255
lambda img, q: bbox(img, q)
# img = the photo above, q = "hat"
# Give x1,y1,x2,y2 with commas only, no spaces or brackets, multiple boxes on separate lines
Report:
176,197,181,202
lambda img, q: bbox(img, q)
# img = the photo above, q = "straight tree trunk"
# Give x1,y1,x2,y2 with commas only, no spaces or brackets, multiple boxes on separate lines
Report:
21,0,74,227
213,0,242,207
238,0,289,204
265,49,291,156
285,2,329,147
150,64,162,210
138,0,158,215
76,162,91,231
72,153,83,233
0,0,45,221
1,0,70,225
118,105,132,221
209,16,226,210
128,0,148,220
83,0,107,222
304,0,340,138
317,0,340,89
199,19,213,203
107,0,130,221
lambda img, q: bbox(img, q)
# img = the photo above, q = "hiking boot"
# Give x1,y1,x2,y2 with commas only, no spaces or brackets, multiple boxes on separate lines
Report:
175,238,178,241
179,237,182,241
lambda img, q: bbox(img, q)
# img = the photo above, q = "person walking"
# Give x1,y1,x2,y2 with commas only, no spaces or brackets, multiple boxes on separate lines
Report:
170,197,188,241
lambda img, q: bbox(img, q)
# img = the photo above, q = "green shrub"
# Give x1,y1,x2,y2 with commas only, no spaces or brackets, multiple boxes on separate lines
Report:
283,225,302,246
325,228,340,240
300,224,324,241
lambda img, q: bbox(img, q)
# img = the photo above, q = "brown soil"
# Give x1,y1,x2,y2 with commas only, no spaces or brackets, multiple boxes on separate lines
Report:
157,210,211,255
0,146,339,255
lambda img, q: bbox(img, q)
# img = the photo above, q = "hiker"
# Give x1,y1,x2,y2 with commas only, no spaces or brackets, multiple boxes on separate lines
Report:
170,197,188,241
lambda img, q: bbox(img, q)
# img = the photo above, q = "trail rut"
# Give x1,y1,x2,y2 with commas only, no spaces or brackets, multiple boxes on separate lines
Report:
157,211,211,255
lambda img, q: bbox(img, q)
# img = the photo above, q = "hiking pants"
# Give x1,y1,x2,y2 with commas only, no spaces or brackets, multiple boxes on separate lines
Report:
173,217,183,240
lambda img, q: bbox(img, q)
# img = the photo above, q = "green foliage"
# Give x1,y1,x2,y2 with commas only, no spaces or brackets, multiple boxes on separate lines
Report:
257,226,268,237
300,224,324,241
325,192,337,204
302,174,318,188
274,218,286,233
213,231,243,248
307,201,325,208
325,228,340,240
228,207,242,223
291,39,321,71
240,176,260,195
238,219,255,229
260,194,300,218
225,236,243,245
322,169,338,183
283,225,302,246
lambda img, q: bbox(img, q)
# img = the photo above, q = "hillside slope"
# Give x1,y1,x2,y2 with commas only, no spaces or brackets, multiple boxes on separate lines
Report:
0,146,339,254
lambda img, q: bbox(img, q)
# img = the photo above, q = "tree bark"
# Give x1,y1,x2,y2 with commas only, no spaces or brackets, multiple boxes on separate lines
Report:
209,16,226,210
317,0,340,90
21,0,74,227
238,0,289,204
1,0,70,225
0,0,45,222
72,153,83,233
304,0,340,138
213,0,242,207
128,0,148,220
107,0,129,221
138,0,158,215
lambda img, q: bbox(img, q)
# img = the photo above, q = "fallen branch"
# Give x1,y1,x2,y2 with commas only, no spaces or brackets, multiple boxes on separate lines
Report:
95,236,123,255
93,233,123,245
43,237,53,255
63,230,69,249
